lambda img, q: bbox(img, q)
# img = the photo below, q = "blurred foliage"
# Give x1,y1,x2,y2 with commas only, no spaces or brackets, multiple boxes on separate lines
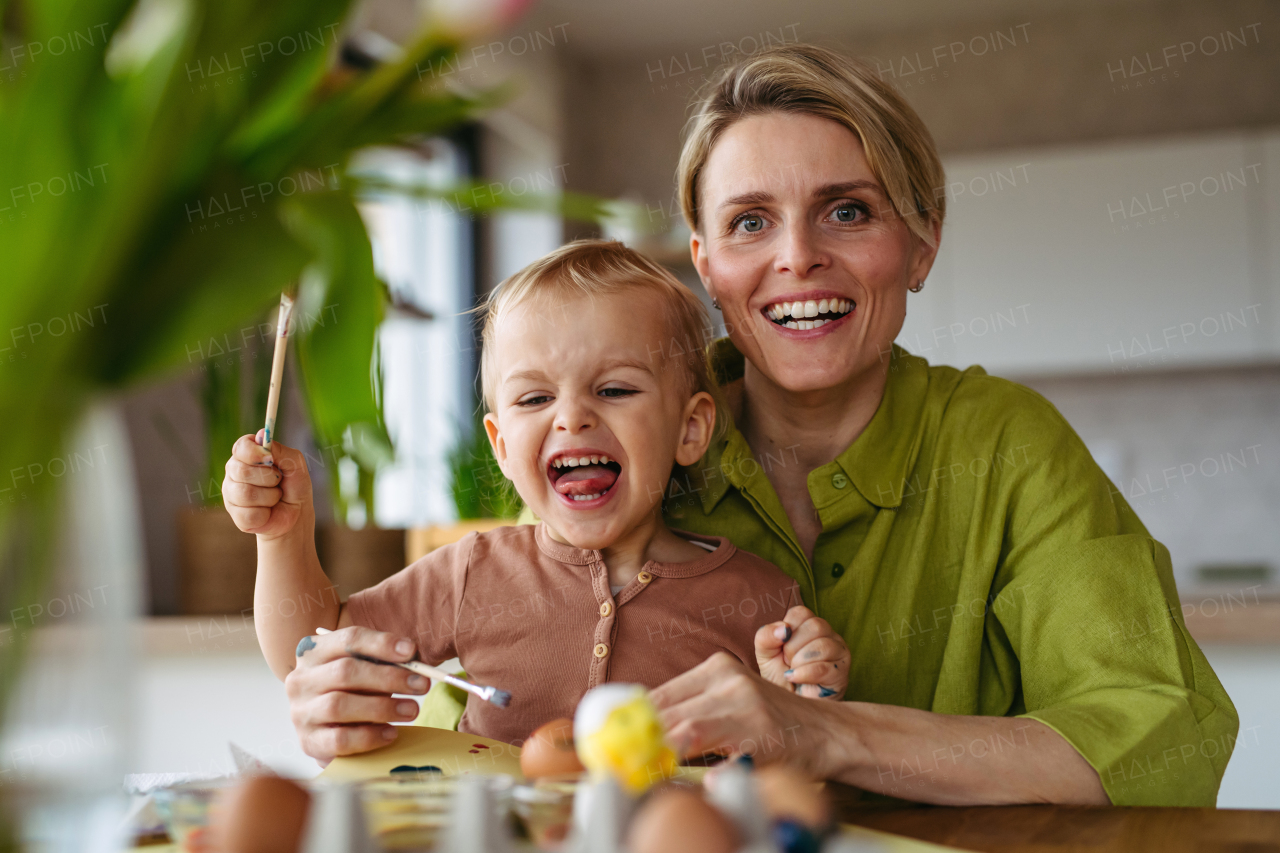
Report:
449,409,522,520
0,0,607,796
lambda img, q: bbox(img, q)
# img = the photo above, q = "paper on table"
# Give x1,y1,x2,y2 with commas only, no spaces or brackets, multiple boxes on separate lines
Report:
317,726,523,782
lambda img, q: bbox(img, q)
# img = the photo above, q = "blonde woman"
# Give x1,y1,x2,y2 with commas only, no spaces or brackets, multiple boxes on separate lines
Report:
650,43,1236,807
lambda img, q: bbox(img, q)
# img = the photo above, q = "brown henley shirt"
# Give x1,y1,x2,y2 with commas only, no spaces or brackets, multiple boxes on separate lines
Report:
346,523,800,744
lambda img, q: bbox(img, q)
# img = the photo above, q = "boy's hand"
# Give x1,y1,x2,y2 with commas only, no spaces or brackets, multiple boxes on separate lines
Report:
755,605,850,700
286,626,429,765
223,430,312,540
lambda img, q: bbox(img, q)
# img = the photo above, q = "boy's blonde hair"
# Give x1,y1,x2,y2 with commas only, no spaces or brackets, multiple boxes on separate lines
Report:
480,239,724,422
677,43,946,247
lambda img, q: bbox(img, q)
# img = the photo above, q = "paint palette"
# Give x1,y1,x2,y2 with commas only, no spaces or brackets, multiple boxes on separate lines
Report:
318,726,523,783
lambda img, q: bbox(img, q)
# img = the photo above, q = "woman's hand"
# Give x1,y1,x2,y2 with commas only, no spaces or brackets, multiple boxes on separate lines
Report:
650,652,855,777
285,626,429,766
755,605,850,700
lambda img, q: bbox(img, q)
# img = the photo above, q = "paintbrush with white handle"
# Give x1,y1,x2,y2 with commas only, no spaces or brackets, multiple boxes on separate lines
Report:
314,627,511,708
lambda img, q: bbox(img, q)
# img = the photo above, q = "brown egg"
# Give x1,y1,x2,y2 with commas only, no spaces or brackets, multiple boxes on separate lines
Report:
754,765,831,828
520,717,586,779
209,776,311,853
627,787,739,853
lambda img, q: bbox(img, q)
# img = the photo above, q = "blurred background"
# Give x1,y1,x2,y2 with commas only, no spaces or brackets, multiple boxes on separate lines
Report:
2,0,1278,840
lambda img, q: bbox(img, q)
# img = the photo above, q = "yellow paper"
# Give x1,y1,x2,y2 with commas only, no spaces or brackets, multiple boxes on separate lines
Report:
318,726,523,783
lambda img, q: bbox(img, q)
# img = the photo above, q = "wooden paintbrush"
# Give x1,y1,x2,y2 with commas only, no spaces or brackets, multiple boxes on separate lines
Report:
314,627,512,708
262,289,296,455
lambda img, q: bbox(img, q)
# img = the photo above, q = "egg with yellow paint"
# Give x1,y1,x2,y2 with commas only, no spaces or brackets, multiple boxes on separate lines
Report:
573,684,677,794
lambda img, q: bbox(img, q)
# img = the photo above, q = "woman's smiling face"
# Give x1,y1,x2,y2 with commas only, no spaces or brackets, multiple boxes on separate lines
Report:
692,111,940,395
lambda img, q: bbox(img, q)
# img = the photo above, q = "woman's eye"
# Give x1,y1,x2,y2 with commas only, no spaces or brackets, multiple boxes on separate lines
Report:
739,215,764,233
831,203,864,223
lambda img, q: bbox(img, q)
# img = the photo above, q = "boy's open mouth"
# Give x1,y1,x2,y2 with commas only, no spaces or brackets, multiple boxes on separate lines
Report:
764,297,854,330
547,452,622,502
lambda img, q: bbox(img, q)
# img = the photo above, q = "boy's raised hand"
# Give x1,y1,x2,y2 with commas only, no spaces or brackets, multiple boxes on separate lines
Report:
223,430,312,540
755,606,850,700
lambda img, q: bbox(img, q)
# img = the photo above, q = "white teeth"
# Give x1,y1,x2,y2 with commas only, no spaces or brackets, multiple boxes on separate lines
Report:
785,320,799,329
601,455,611,464
813,319,827,328
578,456,590,466
800,320,814,330
573,492,603,501
767,298,854,323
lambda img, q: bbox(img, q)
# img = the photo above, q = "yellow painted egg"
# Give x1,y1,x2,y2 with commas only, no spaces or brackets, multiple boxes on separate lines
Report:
573,684,677,794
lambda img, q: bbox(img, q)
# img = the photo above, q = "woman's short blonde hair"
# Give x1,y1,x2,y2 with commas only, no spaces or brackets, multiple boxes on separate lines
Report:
677,43,946,246
479,239,724,420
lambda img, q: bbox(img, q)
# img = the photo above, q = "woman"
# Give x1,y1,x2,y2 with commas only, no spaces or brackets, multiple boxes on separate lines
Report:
650,43,1235,807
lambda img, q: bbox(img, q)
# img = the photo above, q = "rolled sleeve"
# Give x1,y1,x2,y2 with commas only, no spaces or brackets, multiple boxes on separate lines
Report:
995,416,1238,806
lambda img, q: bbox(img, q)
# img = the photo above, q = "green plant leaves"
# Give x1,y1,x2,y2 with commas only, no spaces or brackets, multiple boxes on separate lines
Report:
285,191,390,464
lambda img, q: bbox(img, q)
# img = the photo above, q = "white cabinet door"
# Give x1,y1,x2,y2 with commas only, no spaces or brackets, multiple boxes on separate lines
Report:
897,131,1272,375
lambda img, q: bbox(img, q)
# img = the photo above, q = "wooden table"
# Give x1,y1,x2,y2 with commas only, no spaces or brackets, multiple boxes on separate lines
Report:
832,787,1280,852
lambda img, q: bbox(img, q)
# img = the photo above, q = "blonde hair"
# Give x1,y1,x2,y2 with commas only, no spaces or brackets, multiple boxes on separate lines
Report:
677,43,945,246
479,239,724,421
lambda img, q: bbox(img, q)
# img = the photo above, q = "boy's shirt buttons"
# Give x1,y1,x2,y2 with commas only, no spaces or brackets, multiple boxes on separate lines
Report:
594,643,610,658
831,473,849,489
599,601,612,617
831,562,846,578
637,571,653,584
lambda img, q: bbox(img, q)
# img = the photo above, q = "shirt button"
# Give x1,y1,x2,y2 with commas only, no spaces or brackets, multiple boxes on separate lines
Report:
831,473,849,489
637,571,653,584
594,643,609,658
831,562,845,578
599,601,612,617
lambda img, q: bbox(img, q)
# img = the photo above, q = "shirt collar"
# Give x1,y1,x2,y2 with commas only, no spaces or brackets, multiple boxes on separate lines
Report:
695,337,929,513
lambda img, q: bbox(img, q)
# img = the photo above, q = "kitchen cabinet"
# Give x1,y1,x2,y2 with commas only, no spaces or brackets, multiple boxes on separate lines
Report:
897,128,1279,375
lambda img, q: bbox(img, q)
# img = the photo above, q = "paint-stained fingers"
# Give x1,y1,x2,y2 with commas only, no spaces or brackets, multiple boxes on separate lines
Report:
232,432,275,466
225,457,282,488
786,661,846,700
782,611,846,666
787,636,847,669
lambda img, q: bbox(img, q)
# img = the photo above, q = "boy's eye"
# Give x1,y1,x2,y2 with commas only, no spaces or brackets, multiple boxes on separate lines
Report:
517,394,553,406
599,387,637,398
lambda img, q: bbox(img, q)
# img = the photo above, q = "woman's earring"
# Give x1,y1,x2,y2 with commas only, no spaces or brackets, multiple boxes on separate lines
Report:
910,279,925,293
711,297,721,310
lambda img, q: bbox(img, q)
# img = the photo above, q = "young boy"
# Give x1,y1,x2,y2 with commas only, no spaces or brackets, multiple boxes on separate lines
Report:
224,239,849,749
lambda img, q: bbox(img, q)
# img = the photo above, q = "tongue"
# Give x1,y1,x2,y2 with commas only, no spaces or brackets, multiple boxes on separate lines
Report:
554,465,618,496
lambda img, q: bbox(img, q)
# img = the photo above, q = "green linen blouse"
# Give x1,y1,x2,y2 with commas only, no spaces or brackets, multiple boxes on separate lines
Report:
662,339,1237,807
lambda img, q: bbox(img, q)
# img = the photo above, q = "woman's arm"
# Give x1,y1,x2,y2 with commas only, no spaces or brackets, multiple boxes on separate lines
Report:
651,653,1108,806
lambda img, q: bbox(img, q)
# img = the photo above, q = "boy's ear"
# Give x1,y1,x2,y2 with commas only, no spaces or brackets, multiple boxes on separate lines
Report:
482,413,508,475
674,391,717,467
